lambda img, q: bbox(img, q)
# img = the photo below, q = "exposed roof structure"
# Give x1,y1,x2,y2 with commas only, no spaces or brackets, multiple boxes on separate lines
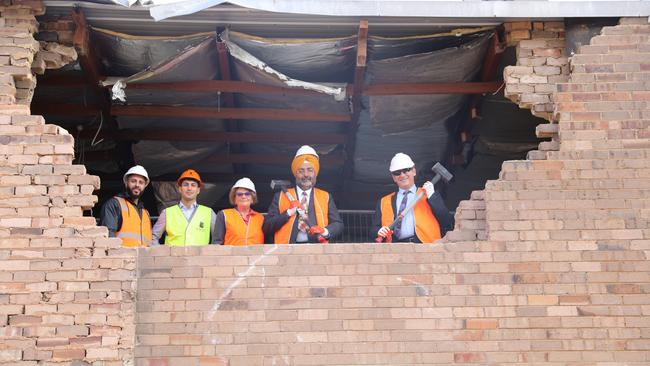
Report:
36,0,593,209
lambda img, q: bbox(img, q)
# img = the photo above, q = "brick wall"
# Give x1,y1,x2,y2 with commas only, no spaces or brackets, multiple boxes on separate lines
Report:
1,1,649,364
136,17,650,365
503,21,570,122
0,1,136,365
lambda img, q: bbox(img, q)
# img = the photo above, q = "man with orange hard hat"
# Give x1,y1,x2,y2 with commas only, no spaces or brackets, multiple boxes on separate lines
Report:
151,169,218,246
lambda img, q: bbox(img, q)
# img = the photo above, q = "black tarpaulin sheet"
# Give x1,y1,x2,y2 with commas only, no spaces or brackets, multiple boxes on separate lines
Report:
92,28,214,76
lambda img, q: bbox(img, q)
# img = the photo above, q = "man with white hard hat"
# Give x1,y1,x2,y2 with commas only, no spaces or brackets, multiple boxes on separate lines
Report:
213,177,265,245
151,169,218,246
100,165,153,247
264,145,343,244
371,153,455,243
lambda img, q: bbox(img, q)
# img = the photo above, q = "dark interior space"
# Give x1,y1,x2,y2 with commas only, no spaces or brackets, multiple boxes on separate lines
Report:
33,6,546,241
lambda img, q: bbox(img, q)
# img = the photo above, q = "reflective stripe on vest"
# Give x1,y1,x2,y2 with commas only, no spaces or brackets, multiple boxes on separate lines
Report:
274,188,329,244
114,196,152,248
380,188,441,243
223,208,264,246
164,204,211,246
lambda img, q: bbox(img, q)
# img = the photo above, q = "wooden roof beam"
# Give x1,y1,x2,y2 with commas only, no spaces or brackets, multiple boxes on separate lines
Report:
363,81,502,96
216,33,245,174
31,103,101,116
111,105,351,122
79,152,344,166
78,129,347,144
344,20,368,181
215,38,236,107
204,153,345,166
120,80,499,96
122,80,336,97
72,8,105,85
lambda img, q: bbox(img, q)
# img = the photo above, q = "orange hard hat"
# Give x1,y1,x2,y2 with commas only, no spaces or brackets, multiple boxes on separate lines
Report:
177,169,202,187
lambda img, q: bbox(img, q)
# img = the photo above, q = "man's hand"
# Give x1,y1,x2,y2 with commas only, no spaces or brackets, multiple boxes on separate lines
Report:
286,206,298,217
423,181,435,198
377,226,392,238
308,226,325,236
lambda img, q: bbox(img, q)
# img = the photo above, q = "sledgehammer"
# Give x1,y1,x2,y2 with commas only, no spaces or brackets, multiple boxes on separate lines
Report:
375,162,453,243
270,179,295,201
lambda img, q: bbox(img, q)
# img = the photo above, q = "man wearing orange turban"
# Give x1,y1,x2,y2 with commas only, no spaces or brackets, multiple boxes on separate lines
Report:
264,145,343,244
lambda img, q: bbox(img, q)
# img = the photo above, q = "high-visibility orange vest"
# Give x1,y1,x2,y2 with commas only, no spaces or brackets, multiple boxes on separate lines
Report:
114,196,152,247
222,208,264,246
274,188,329,244
380,188,441,243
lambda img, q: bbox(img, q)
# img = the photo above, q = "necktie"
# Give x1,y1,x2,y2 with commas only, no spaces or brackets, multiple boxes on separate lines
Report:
298,191,309,232
392,191,410,239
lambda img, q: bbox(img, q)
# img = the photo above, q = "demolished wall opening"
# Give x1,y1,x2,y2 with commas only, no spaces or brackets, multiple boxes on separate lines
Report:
33,14,545,242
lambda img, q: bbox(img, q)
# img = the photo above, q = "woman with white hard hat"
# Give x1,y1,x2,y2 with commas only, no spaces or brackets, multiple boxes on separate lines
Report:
213,177,265,245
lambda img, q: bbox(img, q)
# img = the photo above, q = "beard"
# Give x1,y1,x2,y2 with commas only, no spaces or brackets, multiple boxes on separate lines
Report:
296,176,315,191
127,186,142,200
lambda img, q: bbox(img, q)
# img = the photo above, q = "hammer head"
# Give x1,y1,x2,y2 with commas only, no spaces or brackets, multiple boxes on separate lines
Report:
431,162,453,183
270,179,291,191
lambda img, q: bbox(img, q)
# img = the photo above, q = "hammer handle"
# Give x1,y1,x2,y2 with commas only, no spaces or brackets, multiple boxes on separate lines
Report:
430,174,441,186
281,187,296,202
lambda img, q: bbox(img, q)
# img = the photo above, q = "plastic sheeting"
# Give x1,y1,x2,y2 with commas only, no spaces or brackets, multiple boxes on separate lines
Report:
85,24,495,207
368,28,492,60
223,30,350,175
92,28,214,76
226,30,356,83
352,31,492,182
366,33,491,133
105,35,227,179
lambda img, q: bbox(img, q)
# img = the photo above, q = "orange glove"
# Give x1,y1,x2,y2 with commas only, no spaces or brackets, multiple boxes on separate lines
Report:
308,226,325,236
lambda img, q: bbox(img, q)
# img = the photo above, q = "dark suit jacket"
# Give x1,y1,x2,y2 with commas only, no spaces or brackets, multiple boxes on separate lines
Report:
370,189,455,242
263,188,344,243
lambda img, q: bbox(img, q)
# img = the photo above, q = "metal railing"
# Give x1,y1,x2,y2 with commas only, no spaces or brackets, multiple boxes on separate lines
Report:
335,209,375,243
98,209,377,243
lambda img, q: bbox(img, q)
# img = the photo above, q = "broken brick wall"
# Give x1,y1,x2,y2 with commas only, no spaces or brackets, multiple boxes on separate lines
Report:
503,21,570,122
0,1,136,365
0,1,649,364
136,17,650,366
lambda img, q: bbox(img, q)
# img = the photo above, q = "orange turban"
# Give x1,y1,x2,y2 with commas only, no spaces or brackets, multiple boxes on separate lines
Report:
291,154,320,177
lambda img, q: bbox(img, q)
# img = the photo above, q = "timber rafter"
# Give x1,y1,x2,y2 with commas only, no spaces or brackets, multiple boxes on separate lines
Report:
110,105,351,122
78,129,347,145
343,20,368,181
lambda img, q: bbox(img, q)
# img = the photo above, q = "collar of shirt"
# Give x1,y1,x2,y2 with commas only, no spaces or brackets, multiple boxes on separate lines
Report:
399,185,417,197
237,209,258,224
296,187,312,200
179,201,198,211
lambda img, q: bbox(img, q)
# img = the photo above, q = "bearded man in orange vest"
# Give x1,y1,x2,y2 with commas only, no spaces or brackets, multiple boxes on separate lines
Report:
99,165,153,247
372,153,455,243
263,145,343,244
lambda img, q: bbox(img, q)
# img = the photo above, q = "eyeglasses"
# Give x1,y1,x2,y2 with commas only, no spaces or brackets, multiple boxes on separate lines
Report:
391,167,413,176
236,192,252,197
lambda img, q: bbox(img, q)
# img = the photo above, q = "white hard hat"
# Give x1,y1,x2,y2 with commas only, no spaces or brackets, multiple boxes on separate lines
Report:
295,145,319,158
389,153,415,172
123,165,149,185
232,177,256,193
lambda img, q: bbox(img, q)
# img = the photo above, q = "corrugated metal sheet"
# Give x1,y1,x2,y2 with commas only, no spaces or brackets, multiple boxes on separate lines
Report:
42,1,501,37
